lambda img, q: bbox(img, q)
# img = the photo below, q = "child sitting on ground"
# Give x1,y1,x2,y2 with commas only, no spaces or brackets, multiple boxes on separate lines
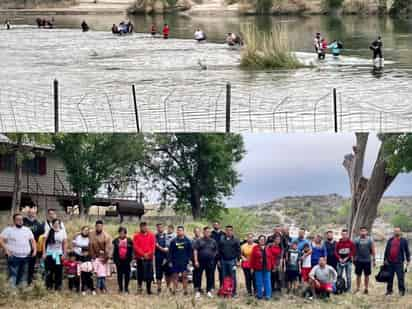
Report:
286,241,300,294
93,250,110,293
63,251,80,292
78,247,96,295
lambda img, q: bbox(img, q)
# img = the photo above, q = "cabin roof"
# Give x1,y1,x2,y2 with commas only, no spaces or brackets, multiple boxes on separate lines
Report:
0,134,55,152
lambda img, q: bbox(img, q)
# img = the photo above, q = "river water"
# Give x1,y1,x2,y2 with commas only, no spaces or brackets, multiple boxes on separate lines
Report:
0,14,411,132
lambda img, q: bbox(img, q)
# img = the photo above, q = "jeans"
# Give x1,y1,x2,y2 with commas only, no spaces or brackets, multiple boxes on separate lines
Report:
27,256,37,285
387,263,405,293
194,260,215,293
213,258,223,289
116,260,131,292
7,256,29,288
96,277,106,291
242,268,255,295
271,270,282,292
45,255,63,290
221,259,237,295
68,276,80,292
81,272,94,291
137,259,153,293
254,270,271,299
337,262,352,292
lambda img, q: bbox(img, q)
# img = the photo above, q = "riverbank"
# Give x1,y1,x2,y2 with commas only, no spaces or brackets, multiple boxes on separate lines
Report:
0,0,408,16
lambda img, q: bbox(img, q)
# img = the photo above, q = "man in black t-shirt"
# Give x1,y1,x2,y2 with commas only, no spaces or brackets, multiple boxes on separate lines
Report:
193,226,218,298
23,206,44,285
211,222,225,288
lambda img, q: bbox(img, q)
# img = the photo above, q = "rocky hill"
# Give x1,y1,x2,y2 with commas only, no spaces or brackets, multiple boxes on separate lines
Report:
242,194,412,241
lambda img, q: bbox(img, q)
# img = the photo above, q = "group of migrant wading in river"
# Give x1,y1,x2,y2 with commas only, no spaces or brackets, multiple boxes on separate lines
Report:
3,19,384,66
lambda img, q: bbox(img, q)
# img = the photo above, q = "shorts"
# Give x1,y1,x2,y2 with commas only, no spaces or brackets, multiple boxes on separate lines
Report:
301,267,311,282
171,264,188,274
286,269,299,282
155,259,172,280
316,282,333,293
355,261,371,276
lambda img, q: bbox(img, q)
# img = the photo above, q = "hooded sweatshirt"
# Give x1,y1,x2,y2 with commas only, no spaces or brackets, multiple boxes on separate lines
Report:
335,239,356,261
133,231,156,260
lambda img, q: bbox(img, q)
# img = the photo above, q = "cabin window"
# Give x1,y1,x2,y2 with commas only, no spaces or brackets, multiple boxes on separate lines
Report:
0,155,47,175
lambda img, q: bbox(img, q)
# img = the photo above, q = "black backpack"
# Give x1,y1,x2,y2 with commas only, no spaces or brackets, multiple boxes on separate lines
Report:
337,41,343,49
376,265,391,283
335,275,346,294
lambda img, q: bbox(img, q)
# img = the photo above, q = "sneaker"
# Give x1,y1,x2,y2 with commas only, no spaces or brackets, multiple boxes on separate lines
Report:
195,292,201,299
92,291,96,296
385,291,393,296
183,291,188,296
400,291,405,297
353,289,360,294
207,291,213,298
82,292,86,296
364,289,368,295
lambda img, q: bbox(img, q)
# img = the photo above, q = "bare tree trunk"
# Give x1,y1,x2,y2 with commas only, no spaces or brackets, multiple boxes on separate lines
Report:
190,184,201,219
343,133,398,238
11,137,23,218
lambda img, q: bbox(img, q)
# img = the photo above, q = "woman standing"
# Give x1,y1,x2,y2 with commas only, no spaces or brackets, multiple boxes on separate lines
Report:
311,234,327,267
241,233,256,296
43,219,67,290
72,226,90,260
270,235,284,294
250,235,275,300
113,227,133,293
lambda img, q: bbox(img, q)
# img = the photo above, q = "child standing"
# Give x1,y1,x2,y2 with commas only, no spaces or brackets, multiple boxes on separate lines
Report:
93,250,110,293
63,252,80,292
286,241,300,293
300,243,312,283
78,248,96,295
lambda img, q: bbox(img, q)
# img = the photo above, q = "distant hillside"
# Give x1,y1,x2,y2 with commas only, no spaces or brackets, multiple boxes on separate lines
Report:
242,194,412,240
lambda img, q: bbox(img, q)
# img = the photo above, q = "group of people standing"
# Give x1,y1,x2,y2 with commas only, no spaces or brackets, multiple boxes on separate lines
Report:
0,207,410,302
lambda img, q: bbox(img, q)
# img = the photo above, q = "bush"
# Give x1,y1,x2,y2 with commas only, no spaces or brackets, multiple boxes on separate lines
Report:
240,24,303,70
218,208,261,239
391,214,412,232
390,0,412,15
324,0,344,9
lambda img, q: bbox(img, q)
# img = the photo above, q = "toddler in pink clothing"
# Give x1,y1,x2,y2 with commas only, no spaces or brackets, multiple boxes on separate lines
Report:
93,250,110,293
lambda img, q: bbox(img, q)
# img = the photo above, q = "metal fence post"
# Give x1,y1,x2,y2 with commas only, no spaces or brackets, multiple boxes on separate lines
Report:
333,88,338,133
53,79,59,133
132,84,140,133
225,82,231,133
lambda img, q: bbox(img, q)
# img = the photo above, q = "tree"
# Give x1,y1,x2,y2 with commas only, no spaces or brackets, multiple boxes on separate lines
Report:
53,134,144,217
0,134,52,218
140,134,245,219
343,133,412,238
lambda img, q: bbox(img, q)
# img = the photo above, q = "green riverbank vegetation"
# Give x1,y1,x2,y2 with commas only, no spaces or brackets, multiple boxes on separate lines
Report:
240,24,304,70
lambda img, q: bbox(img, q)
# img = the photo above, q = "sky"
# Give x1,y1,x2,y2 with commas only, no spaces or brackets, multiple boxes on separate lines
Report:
227,133,412,207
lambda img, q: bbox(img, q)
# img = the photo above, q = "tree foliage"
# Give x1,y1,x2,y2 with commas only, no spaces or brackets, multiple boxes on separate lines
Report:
53,134,144,215
140,134,245,219
382,133,412,175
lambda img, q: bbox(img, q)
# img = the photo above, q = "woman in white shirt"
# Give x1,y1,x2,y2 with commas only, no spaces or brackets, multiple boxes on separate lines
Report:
43,219,67,290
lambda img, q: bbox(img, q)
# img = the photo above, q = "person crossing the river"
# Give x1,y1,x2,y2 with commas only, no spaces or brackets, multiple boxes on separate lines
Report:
370,36,383,67
150,24,157,37
163,24,170,39
314,32,321,55
327,39,343,57
5,20,11,30
81,20,89,32
194,28,207,42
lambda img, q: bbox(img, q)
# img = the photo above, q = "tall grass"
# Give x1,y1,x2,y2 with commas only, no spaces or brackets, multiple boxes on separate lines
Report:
240,24,303,70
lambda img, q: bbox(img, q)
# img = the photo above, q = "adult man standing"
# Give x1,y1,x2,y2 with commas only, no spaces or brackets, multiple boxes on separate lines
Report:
23,205,44,284
193,226,218,299
324,231,337,270
211,221,225,288
0,213,37,287
266,226,282,245
354,227,376,295
335,229,356,292
218,225,241,297
89,220,113,259
133,222,156,294
295,228,310,253
309,256,337,298
155,223,169,294
384,227,410,296
169,226,192,295
44,208,65,235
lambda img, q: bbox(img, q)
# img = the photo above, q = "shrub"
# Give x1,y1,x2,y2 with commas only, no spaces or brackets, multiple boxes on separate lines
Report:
391,214,412,232
240,24,303,70
324,0,344,9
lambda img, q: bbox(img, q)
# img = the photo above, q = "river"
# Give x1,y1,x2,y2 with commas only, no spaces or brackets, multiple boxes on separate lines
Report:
0,14,411,132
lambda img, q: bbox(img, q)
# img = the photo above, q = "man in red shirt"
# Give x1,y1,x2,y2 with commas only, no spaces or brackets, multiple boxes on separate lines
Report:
133,222,156,294
162,24,170,39
384,227,410,296
335,229,356,292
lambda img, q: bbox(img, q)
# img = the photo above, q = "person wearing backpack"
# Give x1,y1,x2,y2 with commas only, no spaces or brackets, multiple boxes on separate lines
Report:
354,227,376,295
384,227,410,296
327,40,343,57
